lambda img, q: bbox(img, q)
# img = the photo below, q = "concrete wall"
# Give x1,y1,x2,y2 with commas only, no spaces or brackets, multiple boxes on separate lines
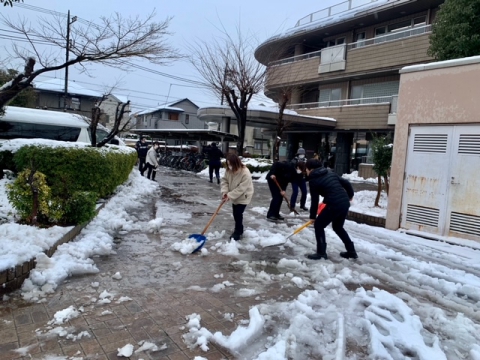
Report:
386,56,480,230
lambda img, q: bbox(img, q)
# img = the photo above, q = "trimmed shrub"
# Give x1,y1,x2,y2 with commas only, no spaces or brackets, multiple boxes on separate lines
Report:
63,191,97,225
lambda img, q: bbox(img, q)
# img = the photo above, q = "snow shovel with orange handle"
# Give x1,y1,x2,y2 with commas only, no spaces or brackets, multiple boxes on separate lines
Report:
272,177,299,215
285,203,326,240
188,198,227,253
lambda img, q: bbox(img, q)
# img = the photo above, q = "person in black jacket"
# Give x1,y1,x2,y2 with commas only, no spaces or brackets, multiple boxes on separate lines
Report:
207,142,224,184
305,159,358,260
135,137,149,176
266,161,298,221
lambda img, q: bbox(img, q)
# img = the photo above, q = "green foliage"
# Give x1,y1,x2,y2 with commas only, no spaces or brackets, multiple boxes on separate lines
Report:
371,136,393,177
6,169,51,223
13,145,137,199
428,0,480,60
0,69,37,108
6,145,136,226
245,163,272,174
63,191,97,225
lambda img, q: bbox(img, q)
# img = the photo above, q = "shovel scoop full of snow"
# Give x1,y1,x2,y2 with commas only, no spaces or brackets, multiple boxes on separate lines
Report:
171,236,206,254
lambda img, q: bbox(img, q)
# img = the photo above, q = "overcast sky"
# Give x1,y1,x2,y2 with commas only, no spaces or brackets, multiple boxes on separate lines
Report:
1,0,343,112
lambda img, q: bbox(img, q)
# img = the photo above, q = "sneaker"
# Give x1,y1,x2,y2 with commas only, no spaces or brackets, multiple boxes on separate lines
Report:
306,253,328,260
217,178,220,184
267,216,278,222
340,251,358,259
276,216,285,221
300,206,309,211
209,180,213,183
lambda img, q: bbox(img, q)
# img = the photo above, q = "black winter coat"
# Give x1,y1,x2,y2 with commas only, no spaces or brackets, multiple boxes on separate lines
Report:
207,147,224,165
308,167,354,219
135,141,149,157
267,161,297,189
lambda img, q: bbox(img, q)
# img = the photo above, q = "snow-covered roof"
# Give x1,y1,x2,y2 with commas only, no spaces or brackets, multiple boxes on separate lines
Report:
261,0,399,46
110,94,129,104
400,55,480,74
34,78,103,98
137,105,185,116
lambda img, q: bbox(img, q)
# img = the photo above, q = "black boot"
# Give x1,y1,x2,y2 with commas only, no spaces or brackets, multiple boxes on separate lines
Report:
217,178,220,184
307,243,327,260
340,242,358,259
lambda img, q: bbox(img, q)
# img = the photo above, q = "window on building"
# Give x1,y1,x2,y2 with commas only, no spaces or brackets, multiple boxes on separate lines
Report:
185,114,190,124
319,88,342,106
169,112,179,121
327,37,345,47
353,32,366,48
71,97,80,110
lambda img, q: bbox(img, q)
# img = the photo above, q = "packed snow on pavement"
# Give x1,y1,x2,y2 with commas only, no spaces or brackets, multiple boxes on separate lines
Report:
1,164,480,359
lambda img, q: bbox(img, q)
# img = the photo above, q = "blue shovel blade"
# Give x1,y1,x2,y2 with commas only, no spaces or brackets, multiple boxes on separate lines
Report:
188,234,207,253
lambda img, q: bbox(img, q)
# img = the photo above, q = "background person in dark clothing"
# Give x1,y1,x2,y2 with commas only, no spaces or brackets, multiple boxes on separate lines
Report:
207,142,224,184
290,154,308,212
266,161,297,221
305,159,358,260
135,137,149,176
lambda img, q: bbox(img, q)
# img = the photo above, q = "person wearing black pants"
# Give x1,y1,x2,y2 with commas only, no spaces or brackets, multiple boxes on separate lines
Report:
305,159,357,260
266,161,297,221
135,137,149,176
207,142,224,184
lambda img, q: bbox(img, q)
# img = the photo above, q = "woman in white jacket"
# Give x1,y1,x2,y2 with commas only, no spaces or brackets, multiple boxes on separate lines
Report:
221,153,254,240
145,142,160,181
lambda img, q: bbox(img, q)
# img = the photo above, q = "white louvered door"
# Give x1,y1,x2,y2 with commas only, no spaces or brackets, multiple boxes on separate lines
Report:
401,126,452,235
445,127,480,240
402,125,480,241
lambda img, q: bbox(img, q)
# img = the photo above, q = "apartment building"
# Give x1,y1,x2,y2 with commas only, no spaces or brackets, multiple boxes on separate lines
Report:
255,0,444,174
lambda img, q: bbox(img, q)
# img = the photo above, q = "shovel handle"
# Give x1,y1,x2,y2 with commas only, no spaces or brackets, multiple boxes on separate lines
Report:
272,177,299,215
201,198,227,235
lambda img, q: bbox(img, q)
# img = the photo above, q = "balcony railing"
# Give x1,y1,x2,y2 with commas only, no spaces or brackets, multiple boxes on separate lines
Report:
268,24,431,67
269,50,322,67
288,95,394,110
295,0,377,27
347,24,432,49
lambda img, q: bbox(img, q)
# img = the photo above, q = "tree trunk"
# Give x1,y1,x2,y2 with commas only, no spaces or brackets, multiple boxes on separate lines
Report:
27,169,38,226
374,174,382,207
383,174,389,195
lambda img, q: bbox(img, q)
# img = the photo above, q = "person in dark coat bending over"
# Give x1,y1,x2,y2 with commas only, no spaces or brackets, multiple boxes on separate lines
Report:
305,158,358,260
266,161,298,222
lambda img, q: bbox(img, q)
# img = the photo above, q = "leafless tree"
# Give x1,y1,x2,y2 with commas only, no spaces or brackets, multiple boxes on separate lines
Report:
89,98,131,147
189,28,266,154
0,11,180,108
266,62,305,161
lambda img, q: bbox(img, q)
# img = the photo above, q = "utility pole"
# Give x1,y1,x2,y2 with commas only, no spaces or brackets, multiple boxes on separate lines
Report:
64,10,77,110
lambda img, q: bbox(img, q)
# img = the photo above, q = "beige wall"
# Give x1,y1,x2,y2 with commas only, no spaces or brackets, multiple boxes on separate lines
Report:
386,57,480,230
266,57,321,88
297,103,392,130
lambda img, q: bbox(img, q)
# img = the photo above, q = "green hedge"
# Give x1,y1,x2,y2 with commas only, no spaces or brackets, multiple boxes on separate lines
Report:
3,145,137,226
13,145,137,199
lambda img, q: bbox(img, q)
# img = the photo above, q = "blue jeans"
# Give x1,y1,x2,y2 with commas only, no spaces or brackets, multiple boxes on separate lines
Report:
290,178,307,209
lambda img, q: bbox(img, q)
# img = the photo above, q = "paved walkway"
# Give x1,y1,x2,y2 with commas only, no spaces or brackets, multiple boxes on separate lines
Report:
0,167,378,360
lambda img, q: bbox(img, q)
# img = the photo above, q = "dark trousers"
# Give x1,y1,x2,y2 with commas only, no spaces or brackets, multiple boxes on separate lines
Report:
290,178,307,209
209,163,221,181
267,178,284,218
232,204,247,235
138,156,146,176
314,203,355,252
145,163,157,180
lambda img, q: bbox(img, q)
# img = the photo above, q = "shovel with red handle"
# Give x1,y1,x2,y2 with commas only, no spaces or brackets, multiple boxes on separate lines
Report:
188,198,227,253
285,203,326,240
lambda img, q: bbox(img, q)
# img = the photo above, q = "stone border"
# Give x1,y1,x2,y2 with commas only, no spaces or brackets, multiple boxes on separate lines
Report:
348,210,385,228
0,203,105,295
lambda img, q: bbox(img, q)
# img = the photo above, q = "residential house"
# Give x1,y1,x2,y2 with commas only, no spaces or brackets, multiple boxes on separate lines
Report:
135,98,203,144
33,78,102,118
254,0,444,173
98,94,131,132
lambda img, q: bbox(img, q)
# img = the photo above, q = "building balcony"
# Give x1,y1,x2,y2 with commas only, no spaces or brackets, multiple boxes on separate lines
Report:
289,96,396,130
264,25,433,91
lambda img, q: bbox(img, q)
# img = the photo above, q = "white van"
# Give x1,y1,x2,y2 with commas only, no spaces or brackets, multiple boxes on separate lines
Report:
0,106,124,145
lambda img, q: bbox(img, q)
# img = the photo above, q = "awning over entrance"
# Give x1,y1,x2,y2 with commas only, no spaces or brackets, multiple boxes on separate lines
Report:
131,128,239,142
197,106,337,132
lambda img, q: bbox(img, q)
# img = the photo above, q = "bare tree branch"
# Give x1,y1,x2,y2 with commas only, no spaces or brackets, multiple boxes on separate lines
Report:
0,10,181,108
188,27,266,154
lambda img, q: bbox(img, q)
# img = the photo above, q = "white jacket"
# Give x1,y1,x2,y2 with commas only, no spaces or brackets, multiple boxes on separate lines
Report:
221,166,254,205
146,147,159,167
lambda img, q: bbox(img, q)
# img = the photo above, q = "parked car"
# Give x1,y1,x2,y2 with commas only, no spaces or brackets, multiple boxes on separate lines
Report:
0,106,124,145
